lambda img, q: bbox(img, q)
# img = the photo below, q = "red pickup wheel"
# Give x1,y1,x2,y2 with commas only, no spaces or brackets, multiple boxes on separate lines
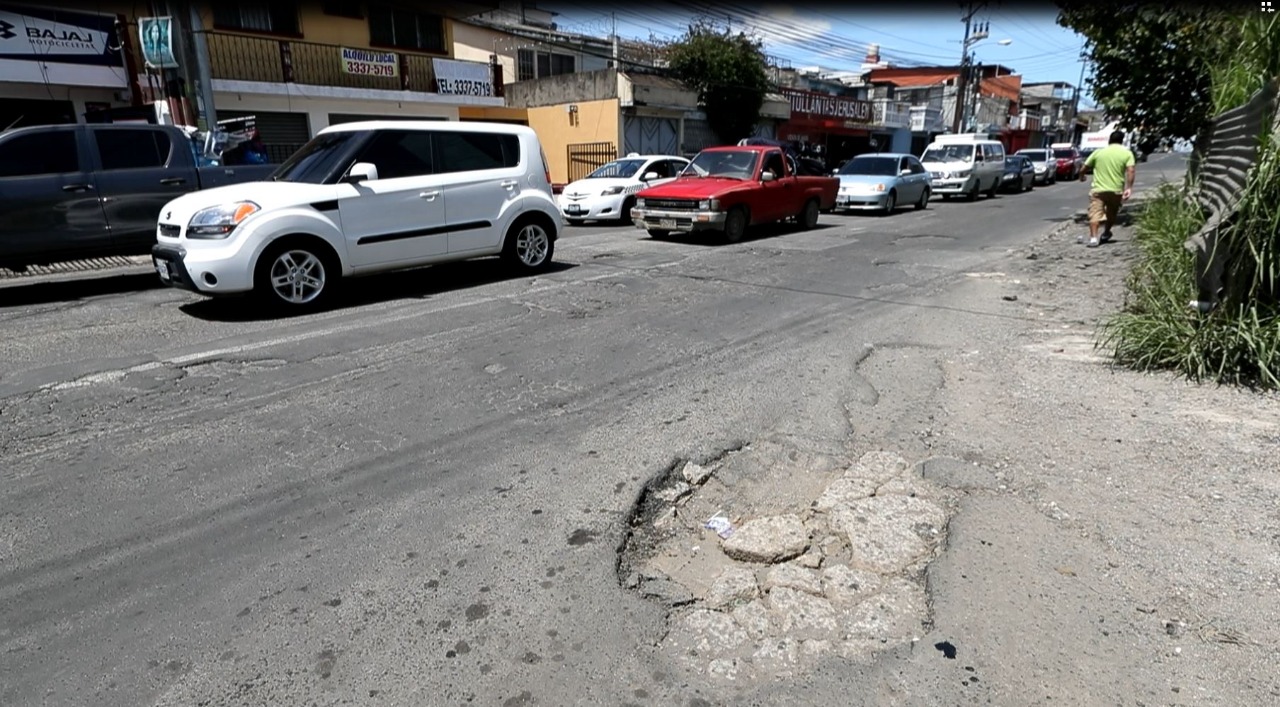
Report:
798,199,820,230
723,206,748,244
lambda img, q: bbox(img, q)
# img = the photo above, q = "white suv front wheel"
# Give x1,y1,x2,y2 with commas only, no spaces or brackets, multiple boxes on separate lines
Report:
255,239,339,310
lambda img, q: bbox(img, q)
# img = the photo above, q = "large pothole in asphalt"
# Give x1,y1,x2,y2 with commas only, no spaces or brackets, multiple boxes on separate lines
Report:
617,440,957,682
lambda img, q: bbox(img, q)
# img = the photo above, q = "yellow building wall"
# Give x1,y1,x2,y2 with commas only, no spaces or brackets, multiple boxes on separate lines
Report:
459,106,529,124
192,2,454,55
450,21,518,86
526,98,620,184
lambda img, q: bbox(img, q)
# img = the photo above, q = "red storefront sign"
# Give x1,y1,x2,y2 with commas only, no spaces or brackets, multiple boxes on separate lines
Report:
781,87,874,124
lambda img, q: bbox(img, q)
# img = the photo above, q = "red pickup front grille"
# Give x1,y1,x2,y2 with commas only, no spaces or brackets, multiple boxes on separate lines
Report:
645,199,700,211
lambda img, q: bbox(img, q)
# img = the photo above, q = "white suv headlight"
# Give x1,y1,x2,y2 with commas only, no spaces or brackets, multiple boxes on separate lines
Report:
187,201,260,239
601,186,625,196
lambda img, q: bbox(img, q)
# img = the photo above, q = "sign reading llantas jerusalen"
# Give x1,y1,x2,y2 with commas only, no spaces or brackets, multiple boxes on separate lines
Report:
782,87,874,123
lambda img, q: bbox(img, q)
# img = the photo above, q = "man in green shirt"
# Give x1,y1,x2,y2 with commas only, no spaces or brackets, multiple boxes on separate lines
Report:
1078,130,1136,247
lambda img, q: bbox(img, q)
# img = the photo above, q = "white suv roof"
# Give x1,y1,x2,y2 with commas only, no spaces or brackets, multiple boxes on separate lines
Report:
318,120,537,137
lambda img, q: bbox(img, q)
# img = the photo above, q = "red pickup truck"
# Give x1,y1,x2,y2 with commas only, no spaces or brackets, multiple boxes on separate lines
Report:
629,145,839,243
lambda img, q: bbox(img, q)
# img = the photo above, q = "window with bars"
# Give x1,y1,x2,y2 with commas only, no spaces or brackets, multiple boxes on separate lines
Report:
322,1,364,19
516,48,576,81
212,1,300,35
368,4,445,53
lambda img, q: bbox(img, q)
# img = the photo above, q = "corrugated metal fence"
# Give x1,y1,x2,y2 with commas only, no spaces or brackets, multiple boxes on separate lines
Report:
1185,77,1280,310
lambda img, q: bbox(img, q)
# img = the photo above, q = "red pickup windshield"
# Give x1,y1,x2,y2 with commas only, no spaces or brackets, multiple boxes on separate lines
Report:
684,149,759,180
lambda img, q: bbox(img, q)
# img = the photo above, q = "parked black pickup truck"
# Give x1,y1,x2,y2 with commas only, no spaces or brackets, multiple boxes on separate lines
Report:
0,123,277,271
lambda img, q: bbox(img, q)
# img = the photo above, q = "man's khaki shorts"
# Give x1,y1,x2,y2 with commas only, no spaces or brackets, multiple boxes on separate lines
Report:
1088,190,1123,225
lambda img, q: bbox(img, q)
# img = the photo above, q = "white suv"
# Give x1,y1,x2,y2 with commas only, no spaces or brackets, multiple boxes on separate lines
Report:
558,153,689,224
151,121,562,309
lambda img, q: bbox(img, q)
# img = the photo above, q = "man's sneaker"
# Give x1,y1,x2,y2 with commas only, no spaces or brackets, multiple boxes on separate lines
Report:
1100,229,1113,243
1087,237,1101,248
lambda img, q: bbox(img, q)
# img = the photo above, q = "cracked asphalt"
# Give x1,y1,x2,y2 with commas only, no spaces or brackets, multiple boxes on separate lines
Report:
0,157,1209,706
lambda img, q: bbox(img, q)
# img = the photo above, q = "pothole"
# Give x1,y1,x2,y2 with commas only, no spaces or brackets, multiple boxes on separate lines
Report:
617,441,957,682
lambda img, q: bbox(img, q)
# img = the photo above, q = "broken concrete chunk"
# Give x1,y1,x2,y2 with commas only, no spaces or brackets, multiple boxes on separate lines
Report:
830,495,947,574
730,599,773,640
682,461,714,485
844,451,911,486
841,578,928,643
763,564,825,596
766,587,840,641
813,476,879,512
706,566,760,609
821,564,882,607
796,548,823,569
721,514,810,564
655,481,692,504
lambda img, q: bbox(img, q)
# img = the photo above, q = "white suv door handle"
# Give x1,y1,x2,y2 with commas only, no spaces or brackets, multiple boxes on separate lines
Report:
419,190,440,200
500,180,518,188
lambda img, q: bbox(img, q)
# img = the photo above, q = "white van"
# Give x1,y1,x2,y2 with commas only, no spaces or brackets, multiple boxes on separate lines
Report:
151,121,562,310
919,134,1005,201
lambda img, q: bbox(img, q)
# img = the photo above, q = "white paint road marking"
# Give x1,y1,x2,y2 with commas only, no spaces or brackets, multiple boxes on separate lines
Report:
39,268,640,393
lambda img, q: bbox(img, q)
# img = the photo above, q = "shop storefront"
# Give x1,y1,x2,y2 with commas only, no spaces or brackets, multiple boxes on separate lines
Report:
0,3,137,128
776,88,879,170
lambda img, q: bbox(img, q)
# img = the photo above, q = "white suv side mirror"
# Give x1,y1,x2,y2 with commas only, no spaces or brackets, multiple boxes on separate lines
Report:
345,162,379,184
642,171,659,181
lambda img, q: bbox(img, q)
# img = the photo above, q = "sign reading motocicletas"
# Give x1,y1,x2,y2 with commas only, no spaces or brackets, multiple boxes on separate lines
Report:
782,88,874,123
341,47,398,78
432,58,493,97
0,4,121,67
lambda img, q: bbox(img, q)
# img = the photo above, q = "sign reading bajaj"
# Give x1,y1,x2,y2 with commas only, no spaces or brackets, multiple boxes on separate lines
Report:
0,3,120,66
341,47,398,78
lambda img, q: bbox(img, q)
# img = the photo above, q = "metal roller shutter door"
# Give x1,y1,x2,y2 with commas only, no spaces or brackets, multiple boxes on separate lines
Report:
216,110,310,163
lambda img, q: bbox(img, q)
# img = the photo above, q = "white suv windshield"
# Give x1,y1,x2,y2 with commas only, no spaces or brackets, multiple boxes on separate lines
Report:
922,145,974,163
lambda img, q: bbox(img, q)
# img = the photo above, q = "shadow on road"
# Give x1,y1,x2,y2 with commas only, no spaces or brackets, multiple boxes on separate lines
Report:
0,272,161,309
648,222,837,247
178,259,581,322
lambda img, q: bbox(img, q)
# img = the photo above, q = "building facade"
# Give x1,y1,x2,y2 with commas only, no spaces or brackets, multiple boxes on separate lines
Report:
0,2,142,129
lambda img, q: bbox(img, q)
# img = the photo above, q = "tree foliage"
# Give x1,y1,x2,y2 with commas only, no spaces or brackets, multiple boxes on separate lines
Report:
665,21,771,145
1056,5,1242,140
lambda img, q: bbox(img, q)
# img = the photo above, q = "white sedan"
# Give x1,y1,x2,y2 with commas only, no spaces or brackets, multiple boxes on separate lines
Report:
558,153,690,224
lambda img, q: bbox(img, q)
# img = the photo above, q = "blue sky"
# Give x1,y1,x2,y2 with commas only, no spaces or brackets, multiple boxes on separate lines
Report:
538,1,1094,105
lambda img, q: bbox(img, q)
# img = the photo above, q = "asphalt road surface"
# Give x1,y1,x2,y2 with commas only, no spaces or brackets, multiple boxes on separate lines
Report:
0,156,1187,706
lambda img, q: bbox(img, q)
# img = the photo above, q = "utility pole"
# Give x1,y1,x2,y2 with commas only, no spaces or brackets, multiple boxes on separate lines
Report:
1069,54,1087,144
611,12,618,68
187,1,217,131
952,0,988,133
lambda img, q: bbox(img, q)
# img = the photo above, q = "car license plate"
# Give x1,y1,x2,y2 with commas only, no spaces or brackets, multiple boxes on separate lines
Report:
566,204,583,214
659,218,676,230
154,259,170,281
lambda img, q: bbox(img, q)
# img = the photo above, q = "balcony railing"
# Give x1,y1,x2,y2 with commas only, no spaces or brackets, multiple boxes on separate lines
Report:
204,31,487,94
909,105,946,133
872,99,912,129
1013,109,1043,131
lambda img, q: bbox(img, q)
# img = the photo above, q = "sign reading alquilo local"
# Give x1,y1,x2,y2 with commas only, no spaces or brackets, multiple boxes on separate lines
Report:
340,47,398,78
782,87,874,124
432,58,493,97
